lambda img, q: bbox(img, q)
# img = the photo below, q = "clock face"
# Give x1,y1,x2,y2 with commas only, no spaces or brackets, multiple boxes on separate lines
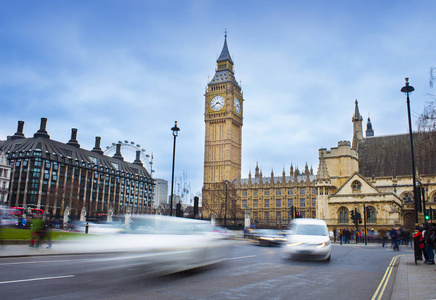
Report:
234,98,241,113
210,95,225,111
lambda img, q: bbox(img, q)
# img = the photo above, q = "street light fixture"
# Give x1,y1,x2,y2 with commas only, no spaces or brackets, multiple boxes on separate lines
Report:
170,121,180,217
401,77,420,225
224,179,229,228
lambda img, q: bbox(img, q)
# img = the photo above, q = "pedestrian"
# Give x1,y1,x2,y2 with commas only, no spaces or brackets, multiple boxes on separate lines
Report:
413,226,425,263
379,228,387,247
390,226,399,251
423,223,435,265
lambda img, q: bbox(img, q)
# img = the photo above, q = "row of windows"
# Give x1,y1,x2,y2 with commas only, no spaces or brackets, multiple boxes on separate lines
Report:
243,198,316,208
242,188,317,197
252,210,316,220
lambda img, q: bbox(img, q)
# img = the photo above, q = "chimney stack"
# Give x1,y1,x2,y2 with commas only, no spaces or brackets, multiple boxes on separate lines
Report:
113,143,124,161
92,137,104,155
67,128,80,148
33,117,50,139
133,150,143,166
11,120,25,140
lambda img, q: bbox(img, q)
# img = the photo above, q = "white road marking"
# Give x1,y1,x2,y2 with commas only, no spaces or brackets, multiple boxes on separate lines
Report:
0,259,93,266
0,275,75,285
226,255,256,260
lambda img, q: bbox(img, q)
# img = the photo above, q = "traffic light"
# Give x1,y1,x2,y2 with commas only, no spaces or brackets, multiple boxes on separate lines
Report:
350,210,356,224
366,207,371,220
295,211,300,218
290,206,294,219
357,212,362,224
425,210,430,221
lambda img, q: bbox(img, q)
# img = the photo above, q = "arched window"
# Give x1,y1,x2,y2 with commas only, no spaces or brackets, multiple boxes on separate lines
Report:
352,181,361,192
402,192,414,203
431,193,436,203
367,207,376,223
339,207,349,223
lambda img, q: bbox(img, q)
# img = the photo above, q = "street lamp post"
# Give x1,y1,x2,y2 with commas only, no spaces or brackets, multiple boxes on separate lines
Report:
401,77,420,225
170,121,180,217
224,179,229,228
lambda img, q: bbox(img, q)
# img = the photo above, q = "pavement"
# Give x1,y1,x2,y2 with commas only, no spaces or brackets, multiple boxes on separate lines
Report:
1,240,435,300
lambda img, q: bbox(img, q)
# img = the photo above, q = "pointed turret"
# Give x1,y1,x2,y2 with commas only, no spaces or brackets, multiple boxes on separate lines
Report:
217,32,233,65
209,32,239,86
352,100,363,150
255,162,260,178
366,117,374,137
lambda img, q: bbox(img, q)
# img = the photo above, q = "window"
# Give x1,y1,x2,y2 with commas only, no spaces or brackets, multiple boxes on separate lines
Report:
264,199,269,208
253,211,258,219
253,190,258,196
276,199,281,207
264,212,269,221
242,200,247,208
276,190,281,196
242,190,247,196
402,193,413,203
339,208,349,223
288,189,293,195
312,198,316,207
352,180,362,192
264,190,270,196
300,198,305,207
367,207,376,223
312,188,317,194
288,199,293,207
276,211,281,222
300,189,305,195
253,200,258,208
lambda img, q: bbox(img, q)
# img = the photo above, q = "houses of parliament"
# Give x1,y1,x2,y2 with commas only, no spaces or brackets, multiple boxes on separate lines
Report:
202,34,436,231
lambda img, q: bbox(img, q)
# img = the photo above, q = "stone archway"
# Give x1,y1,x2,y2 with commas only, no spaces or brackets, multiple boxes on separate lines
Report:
403,212,415,229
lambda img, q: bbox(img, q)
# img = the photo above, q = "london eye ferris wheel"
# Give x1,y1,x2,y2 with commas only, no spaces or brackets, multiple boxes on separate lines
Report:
103,141,154,176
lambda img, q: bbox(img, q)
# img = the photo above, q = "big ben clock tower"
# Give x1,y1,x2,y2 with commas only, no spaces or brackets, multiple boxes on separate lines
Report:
202,33,243,219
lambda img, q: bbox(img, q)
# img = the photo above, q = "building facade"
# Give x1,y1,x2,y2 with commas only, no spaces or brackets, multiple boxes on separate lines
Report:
152,178,168,209
316,101,436,231
0,118,155,219
0,149,11,205
236,163,316,227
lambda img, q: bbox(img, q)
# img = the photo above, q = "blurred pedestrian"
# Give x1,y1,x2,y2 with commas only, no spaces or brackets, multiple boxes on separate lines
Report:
413,226,425,263
390,226,399,251
423,223,435,265
379,228,387,247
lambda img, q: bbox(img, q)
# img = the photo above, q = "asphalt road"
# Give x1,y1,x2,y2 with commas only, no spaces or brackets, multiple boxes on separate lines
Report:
0,241,411,300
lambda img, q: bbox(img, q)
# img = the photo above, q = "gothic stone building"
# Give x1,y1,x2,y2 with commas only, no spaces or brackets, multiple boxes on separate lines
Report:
316,101,436,231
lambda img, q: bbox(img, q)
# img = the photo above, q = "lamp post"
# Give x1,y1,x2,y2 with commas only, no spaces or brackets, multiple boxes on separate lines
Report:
401,77,419,225
170,121,180,217
224,179,229,228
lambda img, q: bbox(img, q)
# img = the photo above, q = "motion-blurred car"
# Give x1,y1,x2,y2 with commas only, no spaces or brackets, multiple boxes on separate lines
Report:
57,215,233,276
251,229,287,246
283,218,331,261
67,220,124,234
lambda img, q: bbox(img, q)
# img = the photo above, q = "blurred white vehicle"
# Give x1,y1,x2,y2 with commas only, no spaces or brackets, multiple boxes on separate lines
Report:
283,218,331,261
57,215,233,276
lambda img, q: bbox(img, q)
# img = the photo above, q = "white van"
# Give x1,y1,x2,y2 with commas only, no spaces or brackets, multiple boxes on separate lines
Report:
282,218,331,261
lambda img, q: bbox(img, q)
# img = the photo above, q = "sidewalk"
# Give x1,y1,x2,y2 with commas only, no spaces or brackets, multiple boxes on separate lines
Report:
1,242,435,299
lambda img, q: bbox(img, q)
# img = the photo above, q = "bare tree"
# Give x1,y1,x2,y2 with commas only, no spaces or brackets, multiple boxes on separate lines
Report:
417,95,436,132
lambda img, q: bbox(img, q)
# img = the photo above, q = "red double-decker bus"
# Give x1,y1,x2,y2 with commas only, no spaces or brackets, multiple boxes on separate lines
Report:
10,207,44,217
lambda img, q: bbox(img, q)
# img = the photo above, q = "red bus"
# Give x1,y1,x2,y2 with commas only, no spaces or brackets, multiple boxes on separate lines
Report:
10,207,44,217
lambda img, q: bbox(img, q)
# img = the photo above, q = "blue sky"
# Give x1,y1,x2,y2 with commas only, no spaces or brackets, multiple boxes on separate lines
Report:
1,1,435,204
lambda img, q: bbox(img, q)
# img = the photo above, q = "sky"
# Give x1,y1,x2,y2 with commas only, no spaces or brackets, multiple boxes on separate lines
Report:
1,0,435,205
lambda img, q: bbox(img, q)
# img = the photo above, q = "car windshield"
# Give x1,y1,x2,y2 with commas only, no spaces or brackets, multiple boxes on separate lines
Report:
293,224,328,236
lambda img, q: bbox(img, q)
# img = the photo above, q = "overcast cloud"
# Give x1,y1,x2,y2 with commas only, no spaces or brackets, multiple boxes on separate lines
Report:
0,1,435,204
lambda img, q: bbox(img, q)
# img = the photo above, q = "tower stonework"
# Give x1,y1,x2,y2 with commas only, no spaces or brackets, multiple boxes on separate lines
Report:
202,34,243,219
